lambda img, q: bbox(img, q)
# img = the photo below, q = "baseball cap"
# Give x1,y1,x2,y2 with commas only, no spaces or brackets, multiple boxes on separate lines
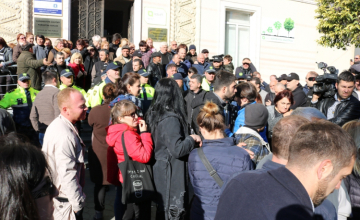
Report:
172,73,183,80
236,72,246,79
60,69,74,77
132,51,143,58
122,45,130,50
138,69,150,77
205,67,216,74
286,73,300,81
18,73,30,81
276,74,288,81
105,61,121,72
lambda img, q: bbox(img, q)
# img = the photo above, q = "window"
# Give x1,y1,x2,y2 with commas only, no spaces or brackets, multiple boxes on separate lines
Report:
225,10,251,68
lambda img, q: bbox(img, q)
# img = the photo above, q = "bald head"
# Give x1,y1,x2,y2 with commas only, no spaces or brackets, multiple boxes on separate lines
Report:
274,83,286,95
172,54,180,65
197,53,205,64
58,88,88,123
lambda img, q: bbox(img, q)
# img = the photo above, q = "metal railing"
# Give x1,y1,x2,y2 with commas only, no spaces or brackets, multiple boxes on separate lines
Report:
0,65,18,98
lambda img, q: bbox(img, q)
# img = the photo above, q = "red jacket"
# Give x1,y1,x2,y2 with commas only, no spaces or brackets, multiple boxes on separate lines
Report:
68,63,85,78
106,123,153,184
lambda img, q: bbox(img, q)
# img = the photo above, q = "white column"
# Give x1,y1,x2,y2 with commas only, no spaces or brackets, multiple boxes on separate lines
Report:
133,0,142,45
62,0,71,39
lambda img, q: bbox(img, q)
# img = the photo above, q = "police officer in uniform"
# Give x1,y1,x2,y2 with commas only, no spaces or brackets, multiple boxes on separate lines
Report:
0,73,39,145
138,69,155,114
206,55,225,72
87,61,120,108
59,68,87,100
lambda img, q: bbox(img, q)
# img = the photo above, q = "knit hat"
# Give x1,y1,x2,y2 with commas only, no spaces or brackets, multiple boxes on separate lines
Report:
244,104,269,129
189,45,196,51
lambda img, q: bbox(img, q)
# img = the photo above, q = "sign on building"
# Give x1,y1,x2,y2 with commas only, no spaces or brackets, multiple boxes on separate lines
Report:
34,0,62,16
34,18,62,38
261,17,295,43
148,28,167,42
144,8,166,26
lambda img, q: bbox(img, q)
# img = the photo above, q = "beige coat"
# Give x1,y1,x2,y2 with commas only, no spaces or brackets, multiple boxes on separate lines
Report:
42,115,86,220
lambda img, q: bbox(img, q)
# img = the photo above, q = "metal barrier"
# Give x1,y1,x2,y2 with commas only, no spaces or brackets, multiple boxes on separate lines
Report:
0,65,18,98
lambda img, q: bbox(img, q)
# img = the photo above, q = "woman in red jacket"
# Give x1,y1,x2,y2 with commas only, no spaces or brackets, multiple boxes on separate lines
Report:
68,52,87,88
106,99,153,220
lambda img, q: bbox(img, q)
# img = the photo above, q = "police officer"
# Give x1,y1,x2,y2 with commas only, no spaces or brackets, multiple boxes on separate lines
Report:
207,55,225,72
201,69,216,91
59,68,87,98
138,69,155,114
87,61,120,108
0,73,39,145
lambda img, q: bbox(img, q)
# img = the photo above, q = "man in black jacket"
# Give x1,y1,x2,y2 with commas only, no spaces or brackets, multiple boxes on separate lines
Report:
121,51,143,77
286,73,307,110
311,71,360,126
304,71,318,106
147,52,164,86
91,49,111,85
234,58,257,77
215,120,356,220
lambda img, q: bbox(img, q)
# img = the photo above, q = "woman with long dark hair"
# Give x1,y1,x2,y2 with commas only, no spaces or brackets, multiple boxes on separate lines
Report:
109,72,142,116
145,78,201,220
0,133,57,220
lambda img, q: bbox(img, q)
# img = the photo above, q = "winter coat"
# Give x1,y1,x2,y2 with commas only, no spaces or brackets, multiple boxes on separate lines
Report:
68,63,86,89
184,89,208,133
113,54,129,66
0,108,16,135
192,62,211,75
84,55,99,90
12,43,22,63
138,49,152,69
106,123,153,183
266,105,283,138
186,52,197,63
16,51,44,90
311,93,360,127
344,172,360,219
121,59,145,77
259,89,268,105
290,84,307,110
32,45,49,60
88,102,112,185
147,61,165,86
151,111,195,219
234,126,270,165
224,63,234,73
265,92,275,106
166,60,188,78
234,63,257,76
0,46,14,67
109,42,119,59
42,115,86,218
47,47,62,63
188,137,253,220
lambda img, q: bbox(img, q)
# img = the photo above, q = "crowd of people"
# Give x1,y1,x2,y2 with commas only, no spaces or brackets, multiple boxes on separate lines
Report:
0,31,360,220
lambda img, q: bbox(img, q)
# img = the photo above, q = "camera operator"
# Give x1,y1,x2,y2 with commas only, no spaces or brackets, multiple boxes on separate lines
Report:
311,71,360,126
304,71,318,106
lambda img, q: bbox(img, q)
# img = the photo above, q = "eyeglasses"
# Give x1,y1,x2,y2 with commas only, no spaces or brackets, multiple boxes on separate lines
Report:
125,112,137,118
243,63,250,65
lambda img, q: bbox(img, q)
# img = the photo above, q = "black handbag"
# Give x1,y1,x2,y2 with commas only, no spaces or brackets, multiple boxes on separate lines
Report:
117,130,155,204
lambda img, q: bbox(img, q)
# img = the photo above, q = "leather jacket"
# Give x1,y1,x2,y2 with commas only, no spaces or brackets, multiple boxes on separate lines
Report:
311,94,360,126
146,62,164,86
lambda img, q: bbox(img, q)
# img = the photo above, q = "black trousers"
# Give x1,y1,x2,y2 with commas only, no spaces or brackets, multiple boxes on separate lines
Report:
94,184,108,211
74,208,83,220
123,200,152,220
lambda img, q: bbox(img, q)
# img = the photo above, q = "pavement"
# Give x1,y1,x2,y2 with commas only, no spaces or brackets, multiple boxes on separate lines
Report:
80,121,116,220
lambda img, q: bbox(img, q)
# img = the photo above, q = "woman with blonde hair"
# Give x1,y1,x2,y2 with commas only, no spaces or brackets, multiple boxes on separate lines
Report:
188,101,253,220
343,120,360,219
68,52,87,88
101,41,109,50
146,38,156,52
116,38,129,57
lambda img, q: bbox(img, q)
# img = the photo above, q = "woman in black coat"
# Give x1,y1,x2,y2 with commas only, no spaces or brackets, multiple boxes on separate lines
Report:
146,78,201,220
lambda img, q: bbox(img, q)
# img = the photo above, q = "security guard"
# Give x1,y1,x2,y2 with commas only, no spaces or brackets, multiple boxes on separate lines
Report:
87,61,120,108
0,73,39,145
206,55,225,72
201,68,216,91
59,68,87,100
138,69,155,114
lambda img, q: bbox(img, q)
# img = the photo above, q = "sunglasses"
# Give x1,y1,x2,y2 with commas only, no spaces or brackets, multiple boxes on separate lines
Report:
355,58,359,60
125,112,137,118
243,63,250,65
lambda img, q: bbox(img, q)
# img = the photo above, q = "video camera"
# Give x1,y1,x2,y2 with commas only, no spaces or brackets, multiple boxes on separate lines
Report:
312,62,338,98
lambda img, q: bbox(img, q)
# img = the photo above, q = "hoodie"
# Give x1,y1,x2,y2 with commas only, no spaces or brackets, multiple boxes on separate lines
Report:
106,123,153,183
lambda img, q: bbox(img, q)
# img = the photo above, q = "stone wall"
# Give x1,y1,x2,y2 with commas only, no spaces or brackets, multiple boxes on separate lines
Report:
0,0,32,43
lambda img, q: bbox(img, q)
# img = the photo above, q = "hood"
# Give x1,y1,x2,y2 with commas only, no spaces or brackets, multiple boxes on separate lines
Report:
106,123,135,147
109,94,134,108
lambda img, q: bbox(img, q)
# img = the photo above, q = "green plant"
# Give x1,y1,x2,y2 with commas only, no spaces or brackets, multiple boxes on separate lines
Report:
284,18,294,37
267,27,273,33
316,0,360,49
274,21,282,36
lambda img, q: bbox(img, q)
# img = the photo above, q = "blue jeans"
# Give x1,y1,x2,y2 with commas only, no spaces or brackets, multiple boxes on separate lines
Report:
39,132,45,146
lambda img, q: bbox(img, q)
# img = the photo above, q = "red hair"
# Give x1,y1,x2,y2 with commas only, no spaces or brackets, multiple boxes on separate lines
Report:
274,90,294,105
16,33,24,41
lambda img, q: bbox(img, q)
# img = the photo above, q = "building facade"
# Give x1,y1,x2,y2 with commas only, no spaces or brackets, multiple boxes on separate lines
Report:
0,0,354,82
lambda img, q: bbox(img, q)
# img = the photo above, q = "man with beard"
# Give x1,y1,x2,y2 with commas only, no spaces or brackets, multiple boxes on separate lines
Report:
92,49,112,85
53,52,67,77
215,119,356,220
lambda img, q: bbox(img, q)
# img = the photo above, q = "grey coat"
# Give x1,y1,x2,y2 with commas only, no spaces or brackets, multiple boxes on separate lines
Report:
33,45,49,60
266,105,283,137
0,46,14,67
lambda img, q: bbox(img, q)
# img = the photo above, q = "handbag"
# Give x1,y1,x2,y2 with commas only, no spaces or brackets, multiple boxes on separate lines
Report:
117,130,155,204
197,148,224,187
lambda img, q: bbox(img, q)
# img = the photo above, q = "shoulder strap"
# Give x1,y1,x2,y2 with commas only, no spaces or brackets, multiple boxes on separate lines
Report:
121,130,130,161
197,148,223,187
